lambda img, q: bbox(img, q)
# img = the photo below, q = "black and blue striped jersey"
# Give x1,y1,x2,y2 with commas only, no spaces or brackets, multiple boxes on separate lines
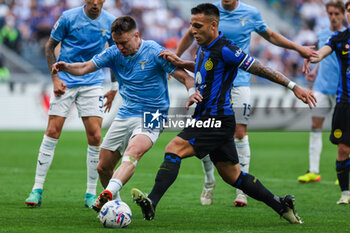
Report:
193,32,255,118
326,28,350,103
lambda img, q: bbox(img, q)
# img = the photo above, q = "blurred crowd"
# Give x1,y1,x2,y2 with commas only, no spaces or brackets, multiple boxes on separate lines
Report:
0,0,188,73
251,0,348,85
0,0,346,84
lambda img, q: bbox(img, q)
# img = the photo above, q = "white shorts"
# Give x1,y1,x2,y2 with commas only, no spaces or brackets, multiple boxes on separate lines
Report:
101,117,161,154
311,91,336,118
49,86,104,118
231,86,251,125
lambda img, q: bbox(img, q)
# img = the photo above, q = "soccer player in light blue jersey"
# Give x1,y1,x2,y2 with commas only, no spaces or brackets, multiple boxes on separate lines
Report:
25,0,117,208
51,16,195,211
176,0,316,207
298,0,345,183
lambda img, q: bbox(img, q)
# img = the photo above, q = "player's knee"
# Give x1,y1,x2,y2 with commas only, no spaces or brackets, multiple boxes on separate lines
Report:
234,130,246,139
311,121,322,130
124,145,144,160
97,161,113,175
338,143,350,159
87,133,101,146
45,126,61,139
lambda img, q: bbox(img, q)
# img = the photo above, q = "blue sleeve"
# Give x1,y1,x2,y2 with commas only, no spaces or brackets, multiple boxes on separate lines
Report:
253,8,268,33
325,32,339,51
222,43,255,71
92,47,114,69
50,14,68,42
153,45,176,74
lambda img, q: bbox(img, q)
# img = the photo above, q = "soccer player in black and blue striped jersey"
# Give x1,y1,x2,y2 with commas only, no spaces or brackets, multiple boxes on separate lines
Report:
305,0,350,205
131,3,316,224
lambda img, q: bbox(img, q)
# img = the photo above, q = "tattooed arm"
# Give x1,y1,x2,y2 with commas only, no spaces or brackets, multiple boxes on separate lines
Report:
247,59,317,108
45,37,66,97
248,59,291,87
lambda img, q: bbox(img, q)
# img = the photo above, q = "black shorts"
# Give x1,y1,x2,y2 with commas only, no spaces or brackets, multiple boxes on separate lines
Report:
177,115,239,164
329,102,350,146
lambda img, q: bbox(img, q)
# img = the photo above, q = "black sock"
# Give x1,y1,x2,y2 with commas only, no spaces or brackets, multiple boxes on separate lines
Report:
233,172,285,215
336,158,350,191
148,153,181,208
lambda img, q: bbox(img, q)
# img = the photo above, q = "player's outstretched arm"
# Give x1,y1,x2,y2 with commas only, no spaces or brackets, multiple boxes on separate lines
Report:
303,45,332,73
175,28,194,57
159,50,195,72
247,59,317,109
259,29,317,59
52,60,98,76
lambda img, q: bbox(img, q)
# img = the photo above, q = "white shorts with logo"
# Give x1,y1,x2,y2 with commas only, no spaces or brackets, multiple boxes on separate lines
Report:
311,91,336,118
101,117,161,154
48,86,104,118
231,86,251,125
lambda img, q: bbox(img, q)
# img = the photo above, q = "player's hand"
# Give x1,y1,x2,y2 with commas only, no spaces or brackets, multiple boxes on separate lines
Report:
298,45,317,59
305,69,317,82
159,50,184,67
103,90,117,113
186,90,203,110
52,61,67,74
52,76,66,97
302,59,311,74
292,86,317,109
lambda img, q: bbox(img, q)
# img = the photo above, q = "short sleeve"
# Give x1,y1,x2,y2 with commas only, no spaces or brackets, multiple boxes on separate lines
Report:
253,9,268,33
92,47,115,69
153,44,176,74
325,32,339,51
222,43,255,71
50,14,68,42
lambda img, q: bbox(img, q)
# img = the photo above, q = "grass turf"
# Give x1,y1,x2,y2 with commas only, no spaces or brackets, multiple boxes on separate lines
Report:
0,130,349,233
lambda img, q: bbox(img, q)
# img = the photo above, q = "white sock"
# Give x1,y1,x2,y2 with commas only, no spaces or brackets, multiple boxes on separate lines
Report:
114,192,122,201
106,179,123,198
86,145,99,195
32,135,58,190
309,130,322,174
201,155,215,184
235,135,251,173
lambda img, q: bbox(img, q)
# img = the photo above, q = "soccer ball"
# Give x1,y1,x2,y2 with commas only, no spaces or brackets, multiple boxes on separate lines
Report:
98,200,132,228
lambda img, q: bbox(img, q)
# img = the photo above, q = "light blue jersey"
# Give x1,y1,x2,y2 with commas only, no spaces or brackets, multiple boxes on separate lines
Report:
214,1,268,86
92,40,176,118
51,6,115,88
313,28,345,95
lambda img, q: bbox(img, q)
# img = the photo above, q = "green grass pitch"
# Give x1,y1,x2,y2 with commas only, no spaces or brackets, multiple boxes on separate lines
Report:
1,130,349,233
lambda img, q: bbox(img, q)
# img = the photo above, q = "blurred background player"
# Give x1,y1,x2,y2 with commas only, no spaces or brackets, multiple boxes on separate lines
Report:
176,0,316,207
51,15,195,212
305,0,350,205
25,0,116,208
298,0,346,183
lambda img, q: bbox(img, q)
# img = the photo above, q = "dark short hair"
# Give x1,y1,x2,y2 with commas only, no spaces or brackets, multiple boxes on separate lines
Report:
111,15,137,35
346,0,350,10
326,0,345,14
191,3,220,22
